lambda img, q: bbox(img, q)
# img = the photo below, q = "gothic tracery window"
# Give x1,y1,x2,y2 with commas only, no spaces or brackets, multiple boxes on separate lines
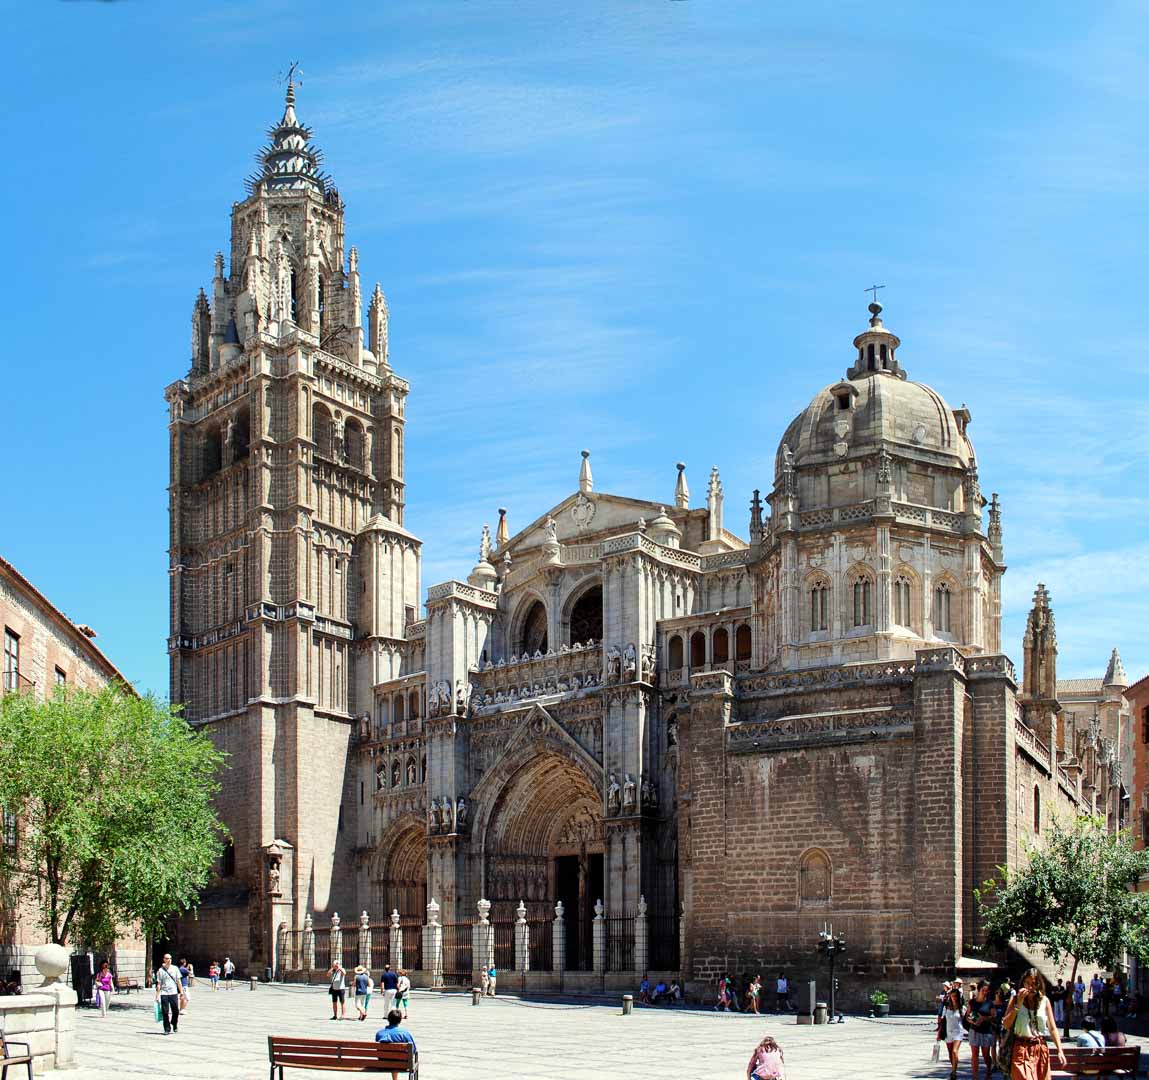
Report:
799,848,831,904
934,581,953,634
852,577,873,627
894,575,912,627
810,581,829,632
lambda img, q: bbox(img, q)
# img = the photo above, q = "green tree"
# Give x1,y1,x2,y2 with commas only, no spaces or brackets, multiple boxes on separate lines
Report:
0,685,228,947
977,814,1149,1035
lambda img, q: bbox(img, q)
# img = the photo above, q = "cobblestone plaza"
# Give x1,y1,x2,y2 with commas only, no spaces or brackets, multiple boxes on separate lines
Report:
66,985,1146,1080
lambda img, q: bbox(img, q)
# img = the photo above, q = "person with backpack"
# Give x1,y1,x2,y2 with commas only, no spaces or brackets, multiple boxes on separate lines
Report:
396,968,411,1019
353,965,372,1021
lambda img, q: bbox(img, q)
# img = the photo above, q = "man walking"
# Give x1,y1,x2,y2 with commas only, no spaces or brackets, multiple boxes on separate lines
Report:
154,953,183,1035
222,956,235,988
775,972,790,1013
380,963,399,1016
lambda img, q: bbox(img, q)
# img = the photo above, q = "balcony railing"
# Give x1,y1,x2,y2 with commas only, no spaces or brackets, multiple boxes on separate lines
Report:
2,670,34,694
471,644,603,709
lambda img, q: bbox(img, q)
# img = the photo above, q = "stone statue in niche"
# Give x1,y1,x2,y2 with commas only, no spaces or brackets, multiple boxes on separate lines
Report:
622,774,637,814
428,800,441,833
456,797,468,829
376,763,385,790
543,515,558,544
606,647,621,684
667,720,678,747
407,761,417,785
606,773,621,816
623,643,637,682
640,646,655,683
268,864,281,895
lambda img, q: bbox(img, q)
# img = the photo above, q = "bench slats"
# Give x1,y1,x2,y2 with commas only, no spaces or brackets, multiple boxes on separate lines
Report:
268,1035,415,1074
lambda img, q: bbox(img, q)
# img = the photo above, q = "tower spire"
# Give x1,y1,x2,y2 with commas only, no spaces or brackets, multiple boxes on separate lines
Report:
579,450,593,494
248,79,330,194
674,462,690,509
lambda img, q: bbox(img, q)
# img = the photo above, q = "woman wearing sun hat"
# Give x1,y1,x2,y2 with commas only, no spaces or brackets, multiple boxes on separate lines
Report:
353,965,372,1021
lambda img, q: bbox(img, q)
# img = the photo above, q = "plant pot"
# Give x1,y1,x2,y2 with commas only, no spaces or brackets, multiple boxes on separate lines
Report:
874,1003,890,1017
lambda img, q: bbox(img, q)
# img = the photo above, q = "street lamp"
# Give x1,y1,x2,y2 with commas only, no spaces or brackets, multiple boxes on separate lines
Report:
817,922,846,1022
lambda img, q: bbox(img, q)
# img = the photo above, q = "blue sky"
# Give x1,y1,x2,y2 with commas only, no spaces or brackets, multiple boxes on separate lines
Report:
4,1,1147,698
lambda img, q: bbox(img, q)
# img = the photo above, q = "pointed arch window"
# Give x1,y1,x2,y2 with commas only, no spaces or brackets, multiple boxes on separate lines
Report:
934,581,953,634
894,575,912,627
852,577,873,627
810,581,829,632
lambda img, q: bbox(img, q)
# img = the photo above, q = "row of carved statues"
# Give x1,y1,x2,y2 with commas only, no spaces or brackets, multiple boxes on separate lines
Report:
605,643,656,684
428,796,468,834
604,772,660,816
477,640,598,669
470,670,601,709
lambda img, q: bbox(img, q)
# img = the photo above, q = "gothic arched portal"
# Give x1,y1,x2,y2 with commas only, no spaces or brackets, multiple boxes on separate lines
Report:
478,750,603,970
373,821,427,921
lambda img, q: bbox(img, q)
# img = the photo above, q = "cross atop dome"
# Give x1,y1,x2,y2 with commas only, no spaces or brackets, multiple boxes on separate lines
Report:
247,75,332,195
847,294,906,381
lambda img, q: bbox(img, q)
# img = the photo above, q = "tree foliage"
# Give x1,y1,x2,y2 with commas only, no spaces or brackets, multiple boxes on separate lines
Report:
977,815,1149,979
0,686,228,947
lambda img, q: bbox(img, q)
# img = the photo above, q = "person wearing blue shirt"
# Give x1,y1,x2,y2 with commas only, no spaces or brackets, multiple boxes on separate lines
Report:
375,1009,416,1080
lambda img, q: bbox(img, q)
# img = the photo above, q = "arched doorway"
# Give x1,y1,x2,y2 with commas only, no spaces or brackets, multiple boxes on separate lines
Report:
568,584,603,645
517,598,548,655
480,751,603,970
374,822,427,922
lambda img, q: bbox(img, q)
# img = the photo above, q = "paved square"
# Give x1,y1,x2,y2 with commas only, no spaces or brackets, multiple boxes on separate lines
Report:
68,985,1143,1079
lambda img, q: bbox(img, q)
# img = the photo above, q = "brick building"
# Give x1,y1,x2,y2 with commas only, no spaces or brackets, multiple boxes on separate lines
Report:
0,555,146,982
168,86,1126,1006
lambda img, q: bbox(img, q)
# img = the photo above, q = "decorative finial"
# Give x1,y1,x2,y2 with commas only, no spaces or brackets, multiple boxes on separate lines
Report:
478,524,492,562
865,283,885,304
579,449,593,494
496,507,509,549
281,60,303,101
674,462,690,509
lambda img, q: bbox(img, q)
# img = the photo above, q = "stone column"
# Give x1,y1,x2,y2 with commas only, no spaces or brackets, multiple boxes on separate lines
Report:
390,909,404,971
634,894,648,976
551,901,566,975
472,898,494,986
303,912,315,972
422,899,444,988
514,900,530,973
359,911,371,970
330,911,343,970
592,899,606,975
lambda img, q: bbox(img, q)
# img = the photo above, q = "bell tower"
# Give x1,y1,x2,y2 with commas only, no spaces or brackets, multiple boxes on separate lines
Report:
165,79,420,971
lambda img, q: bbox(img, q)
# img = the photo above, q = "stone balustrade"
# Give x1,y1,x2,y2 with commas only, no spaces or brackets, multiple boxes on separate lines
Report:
470,644,603,710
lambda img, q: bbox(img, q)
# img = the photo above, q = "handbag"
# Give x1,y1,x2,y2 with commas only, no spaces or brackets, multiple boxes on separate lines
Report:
996,1026,1015,1073
154,1000,163,1023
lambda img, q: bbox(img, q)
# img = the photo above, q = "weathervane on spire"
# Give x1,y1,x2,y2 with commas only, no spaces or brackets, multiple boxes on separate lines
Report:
279,61,304,93
865,284,885,305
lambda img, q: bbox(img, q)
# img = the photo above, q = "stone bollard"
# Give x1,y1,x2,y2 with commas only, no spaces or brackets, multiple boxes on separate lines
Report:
622,994,633,1015
250,976,258,991
471,987,482,1006
814,1001,828,1024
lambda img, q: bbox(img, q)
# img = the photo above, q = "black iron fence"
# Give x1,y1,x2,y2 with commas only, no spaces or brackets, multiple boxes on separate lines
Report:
369,925,390,971
403,921,423,971
442,922,472,986
492,920,516,974
528,918,553,972
649,912,680,973
604,914,634,974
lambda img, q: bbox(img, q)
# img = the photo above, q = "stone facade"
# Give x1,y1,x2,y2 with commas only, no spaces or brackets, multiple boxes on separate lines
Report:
0,556,147,985
169,89,1125,1005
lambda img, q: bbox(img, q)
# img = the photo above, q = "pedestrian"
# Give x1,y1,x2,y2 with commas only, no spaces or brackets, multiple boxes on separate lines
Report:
94,961,115,1018
353,965,371,1021
177,957,191,1011
380,963,399,1015
964,979,995,1080
1102,977,1115,1018
1002,967,1067,1080
1072,975,1085,1024
940,986,965,1080
154,953,184,1035
487,964,497,996
716,975,729,1012
1089,972,1103,1015
775,971,789,1013
374,1007,417,1080
1100,1015,1127,1047
328,960,347,1020
749,974,762,1015
208,961,219,990
396,968,410,1019
639,974,652,1004
725,974,740,1012
746,1034,786,1080
652,978,668,1005
223,956,235,988
1050,978,1066,1027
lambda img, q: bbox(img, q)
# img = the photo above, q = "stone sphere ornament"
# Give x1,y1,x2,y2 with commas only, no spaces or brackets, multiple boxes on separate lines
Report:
34,942,69,984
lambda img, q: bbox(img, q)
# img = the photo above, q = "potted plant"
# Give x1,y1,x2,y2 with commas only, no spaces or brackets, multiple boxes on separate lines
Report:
869,989,889,1017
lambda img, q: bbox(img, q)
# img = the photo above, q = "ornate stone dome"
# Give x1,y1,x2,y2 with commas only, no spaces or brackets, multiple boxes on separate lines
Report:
774,303,974,480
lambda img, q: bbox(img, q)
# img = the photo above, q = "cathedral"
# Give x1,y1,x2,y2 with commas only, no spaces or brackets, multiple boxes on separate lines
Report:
166,86,1129,1005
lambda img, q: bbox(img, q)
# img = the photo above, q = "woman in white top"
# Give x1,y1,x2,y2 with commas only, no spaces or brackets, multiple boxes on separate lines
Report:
941,987,966,1079
1002,968,1066,1080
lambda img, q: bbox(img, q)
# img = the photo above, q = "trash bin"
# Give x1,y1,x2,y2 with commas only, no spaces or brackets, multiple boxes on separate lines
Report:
814,1001,828,1024
265,966,273,983
622,994,633,1015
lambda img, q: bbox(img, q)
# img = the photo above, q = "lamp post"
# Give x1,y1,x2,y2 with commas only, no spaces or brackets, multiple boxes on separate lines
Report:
817,922,847,1022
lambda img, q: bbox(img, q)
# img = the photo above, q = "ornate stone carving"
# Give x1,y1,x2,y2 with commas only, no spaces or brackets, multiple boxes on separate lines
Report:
606,772,621,817
622,773,637,814
623,643,637,682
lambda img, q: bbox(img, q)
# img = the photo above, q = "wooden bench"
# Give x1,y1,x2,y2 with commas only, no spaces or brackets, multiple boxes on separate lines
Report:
114,977,141,993
1051,1044,1140,1078
267,1036,418,1079
0,1036,33,1080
